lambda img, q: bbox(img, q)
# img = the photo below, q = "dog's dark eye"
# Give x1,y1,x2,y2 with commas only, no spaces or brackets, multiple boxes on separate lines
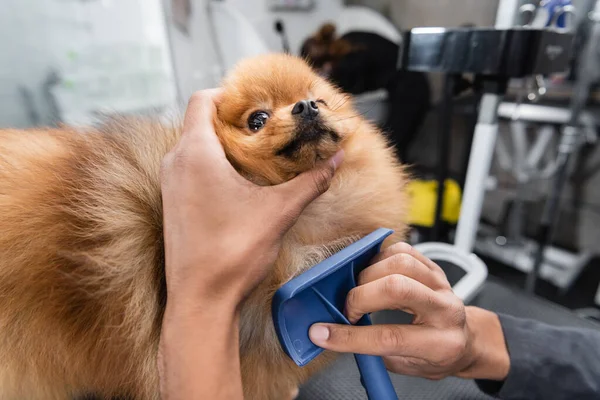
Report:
316,99,328,107
248,111,270,132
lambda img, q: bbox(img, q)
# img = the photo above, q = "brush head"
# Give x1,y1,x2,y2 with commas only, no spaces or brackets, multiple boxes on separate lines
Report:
271,228,393,366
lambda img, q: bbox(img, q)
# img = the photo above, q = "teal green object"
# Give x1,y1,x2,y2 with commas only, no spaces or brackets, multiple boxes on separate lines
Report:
272,228,398,400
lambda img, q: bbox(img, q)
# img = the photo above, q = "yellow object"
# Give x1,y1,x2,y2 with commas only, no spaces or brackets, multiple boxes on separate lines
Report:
407,179,462,227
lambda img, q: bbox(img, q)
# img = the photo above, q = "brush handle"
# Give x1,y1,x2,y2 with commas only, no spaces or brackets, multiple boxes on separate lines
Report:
354,314,398,400
354,354,398,400
312,280,399,399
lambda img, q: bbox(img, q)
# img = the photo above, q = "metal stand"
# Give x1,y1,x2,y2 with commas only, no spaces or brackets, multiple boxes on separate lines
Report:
455,88,505,252
526,0,600,293
397,0,574,300
526,127,580,292
451,0,574,255
474,102,596,292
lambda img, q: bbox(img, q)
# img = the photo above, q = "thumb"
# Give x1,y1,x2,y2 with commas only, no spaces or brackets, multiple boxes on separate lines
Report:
275,150,344,222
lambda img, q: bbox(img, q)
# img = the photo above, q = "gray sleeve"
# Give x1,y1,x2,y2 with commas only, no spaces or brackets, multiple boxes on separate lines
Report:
475,313,600,400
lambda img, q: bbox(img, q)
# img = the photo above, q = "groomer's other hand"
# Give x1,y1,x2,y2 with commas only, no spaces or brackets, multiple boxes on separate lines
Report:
159,89,343,400
161,89,344,306
309,243,510,381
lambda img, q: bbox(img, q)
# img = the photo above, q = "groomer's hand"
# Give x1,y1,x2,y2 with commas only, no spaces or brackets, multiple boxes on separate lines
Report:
309,243,510,382
161,89,344,306
159,89,343,400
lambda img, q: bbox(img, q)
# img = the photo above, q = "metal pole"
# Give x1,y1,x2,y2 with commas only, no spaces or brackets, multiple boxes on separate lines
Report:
526,0,600,292
432,76,456,241
458,80,481,189
455,93,503,251
454,0,520,252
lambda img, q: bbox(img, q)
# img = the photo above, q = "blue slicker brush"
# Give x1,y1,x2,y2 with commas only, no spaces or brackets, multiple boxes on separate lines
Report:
272,228,399,400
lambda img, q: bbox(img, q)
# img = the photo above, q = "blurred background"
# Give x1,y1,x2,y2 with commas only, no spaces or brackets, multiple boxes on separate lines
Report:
0,0,503,128
2,0,600,317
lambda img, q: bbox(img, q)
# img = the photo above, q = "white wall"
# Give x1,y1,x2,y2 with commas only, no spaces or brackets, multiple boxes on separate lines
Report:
0,0,176,128
162,0,344,105
0,0,379,126
388,0,499,30
162,0,222,104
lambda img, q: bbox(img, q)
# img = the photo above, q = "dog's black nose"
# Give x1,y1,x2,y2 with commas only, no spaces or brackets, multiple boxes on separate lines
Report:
291,99,319,118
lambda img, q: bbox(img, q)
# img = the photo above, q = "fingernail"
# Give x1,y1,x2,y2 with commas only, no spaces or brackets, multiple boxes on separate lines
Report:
309,324,330,344
329,149,345,170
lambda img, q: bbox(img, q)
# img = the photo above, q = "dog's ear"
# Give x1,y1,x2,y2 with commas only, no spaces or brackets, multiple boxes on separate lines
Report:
329,38,353,59
315,23,336,43
300,38,324,62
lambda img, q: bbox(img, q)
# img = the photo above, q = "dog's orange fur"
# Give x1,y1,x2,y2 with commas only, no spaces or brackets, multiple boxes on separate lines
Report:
0,54,408,399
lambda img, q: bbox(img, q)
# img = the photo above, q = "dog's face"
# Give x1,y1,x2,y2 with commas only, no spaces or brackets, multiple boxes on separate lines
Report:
216,54,358,184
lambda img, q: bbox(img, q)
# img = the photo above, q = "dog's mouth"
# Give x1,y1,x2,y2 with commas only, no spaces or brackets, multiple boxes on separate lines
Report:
275,119,341,159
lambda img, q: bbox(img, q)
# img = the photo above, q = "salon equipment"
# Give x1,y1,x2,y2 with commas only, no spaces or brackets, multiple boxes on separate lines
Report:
473,102,597,292
400,25,573,244
468,0,600,294
406,179,462,228
401,28,572,77
519,0,575,30
526,0,600,293
397,0,575,249
272,228,398,400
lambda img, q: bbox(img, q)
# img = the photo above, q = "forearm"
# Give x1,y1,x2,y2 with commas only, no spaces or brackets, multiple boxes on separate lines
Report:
159,299,244,400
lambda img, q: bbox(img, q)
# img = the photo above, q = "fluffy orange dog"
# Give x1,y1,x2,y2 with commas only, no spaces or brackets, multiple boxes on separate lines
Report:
0,54,408,399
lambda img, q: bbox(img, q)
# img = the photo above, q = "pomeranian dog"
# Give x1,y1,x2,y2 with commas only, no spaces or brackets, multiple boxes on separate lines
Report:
0,53,408,400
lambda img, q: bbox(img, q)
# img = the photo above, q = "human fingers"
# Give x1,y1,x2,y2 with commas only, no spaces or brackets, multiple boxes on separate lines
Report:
309,323,453,360
345,274,447,324
358,251,447,290
163,89,238,183
370,242,447,278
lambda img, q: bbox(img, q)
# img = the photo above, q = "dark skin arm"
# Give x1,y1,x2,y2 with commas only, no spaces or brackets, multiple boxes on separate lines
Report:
157,89,344,399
